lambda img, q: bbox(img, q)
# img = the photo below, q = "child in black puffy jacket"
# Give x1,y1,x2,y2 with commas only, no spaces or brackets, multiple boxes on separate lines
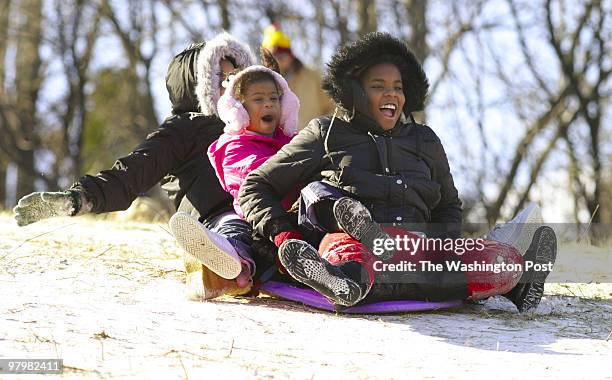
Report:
240,33,557,312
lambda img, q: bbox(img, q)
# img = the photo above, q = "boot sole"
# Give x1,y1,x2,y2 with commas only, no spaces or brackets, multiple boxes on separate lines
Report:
333,197,394,260
169,212,242,279
278,239,363,306
516,226,557,312
500,221,542,257
486,203,542,256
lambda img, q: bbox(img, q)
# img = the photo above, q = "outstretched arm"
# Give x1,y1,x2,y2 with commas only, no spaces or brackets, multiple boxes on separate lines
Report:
14,115,199,226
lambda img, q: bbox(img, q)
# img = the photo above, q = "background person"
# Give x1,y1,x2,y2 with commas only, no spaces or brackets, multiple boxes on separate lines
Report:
261,24,334,130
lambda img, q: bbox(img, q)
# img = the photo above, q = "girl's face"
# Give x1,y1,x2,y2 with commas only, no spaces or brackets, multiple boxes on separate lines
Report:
361,63,405,131
242,80,281,136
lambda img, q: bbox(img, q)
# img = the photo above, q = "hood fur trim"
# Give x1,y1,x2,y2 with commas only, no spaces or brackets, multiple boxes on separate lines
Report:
322,32,429,114
217,65,299,137
196,32,256,116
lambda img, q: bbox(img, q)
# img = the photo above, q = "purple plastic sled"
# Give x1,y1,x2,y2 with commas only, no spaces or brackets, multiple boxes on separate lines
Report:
261,281,463,314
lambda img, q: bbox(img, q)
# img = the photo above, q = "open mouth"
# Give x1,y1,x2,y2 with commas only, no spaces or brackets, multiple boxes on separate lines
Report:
379,103,397,119
261,115,274,123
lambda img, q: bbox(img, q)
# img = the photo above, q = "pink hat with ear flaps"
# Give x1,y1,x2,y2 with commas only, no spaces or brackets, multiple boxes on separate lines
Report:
217,65,300,137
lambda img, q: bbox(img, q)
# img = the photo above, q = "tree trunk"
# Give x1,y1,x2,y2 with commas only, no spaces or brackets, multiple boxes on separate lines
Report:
586,109,602,225
0,163,6,208
102,0,159,137
0,1,11,205
14,0,43,198
15,150,34,198
0,0,10,91
218,0,230,30
331,2,349,45
357,0,377,37
405,0,429,63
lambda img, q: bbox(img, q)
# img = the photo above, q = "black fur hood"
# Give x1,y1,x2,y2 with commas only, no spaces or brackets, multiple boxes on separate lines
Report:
322,32,429,114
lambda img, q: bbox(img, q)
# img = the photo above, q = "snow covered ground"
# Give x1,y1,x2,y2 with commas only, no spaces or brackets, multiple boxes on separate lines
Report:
1,213,610,379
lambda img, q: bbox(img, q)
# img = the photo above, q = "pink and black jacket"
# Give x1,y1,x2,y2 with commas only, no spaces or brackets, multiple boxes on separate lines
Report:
207,65,300,218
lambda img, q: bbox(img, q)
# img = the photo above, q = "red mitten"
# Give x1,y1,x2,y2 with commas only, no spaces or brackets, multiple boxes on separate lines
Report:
273,230,304,247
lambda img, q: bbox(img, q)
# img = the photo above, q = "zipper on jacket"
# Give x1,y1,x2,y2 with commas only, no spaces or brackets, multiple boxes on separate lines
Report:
368,132,390,174
386,135,394,173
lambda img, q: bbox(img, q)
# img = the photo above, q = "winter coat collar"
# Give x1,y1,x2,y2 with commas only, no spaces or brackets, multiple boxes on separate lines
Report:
336,109,410,136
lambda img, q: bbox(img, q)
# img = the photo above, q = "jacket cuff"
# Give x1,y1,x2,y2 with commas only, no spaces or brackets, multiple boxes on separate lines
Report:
69,181,96,214
265,218,297,242
66,190,82,216
273,230,304,247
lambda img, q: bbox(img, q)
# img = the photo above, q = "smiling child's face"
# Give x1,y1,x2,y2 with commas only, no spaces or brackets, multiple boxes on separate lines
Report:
242,80,281,136
360,63,406,131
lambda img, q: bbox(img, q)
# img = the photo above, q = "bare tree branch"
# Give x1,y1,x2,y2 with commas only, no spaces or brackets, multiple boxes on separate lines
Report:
160,0,204,41
507,0,553,97
545,0,608,225
512,106,579,215
487,82,572,222
429,19,499,99
100,0,158,131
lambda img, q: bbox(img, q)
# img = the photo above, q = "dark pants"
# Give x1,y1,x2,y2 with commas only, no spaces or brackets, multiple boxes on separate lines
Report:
298,181,345,233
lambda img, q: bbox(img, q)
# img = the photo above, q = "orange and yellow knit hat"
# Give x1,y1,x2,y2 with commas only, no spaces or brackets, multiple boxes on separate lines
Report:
261,25,292,54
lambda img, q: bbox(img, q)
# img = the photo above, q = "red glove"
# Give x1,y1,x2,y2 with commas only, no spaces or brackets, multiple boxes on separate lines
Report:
273,230,304,247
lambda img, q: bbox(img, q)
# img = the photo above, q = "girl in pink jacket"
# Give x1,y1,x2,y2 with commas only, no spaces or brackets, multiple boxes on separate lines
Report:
169,64,299,292
209,65,299,218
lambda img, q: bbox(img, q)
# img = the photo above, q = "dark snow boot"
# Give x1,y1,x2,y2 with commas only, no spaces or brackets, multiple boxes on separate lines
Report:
333,197,395,260
278,239,368,307
503,226,557,312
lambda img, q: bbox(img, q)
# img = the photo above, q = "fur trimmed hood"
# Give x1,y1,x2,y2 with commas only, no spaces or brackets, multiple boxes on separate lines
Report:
216,65,299,138
165,34,255,116
322,32,429,115
195,32,256,116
